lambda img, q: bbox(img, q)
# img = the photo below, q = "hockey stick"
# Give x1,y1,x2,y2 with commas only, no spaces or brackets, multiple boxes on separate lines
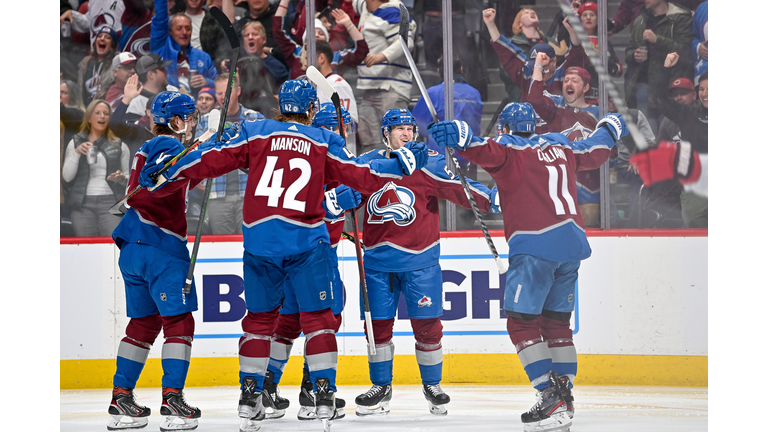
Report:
555,0,647,150
306,65,377,356
182,6,240,295
398,4,507,274
108,127,217,216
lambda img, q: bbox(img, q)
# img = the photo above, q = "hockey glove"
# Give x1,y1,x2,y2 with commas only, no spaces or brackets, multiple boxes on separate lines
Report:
428,120,475,150
593,113,627,141
490,187,501,213
630,140,702,186
324,185,362,218
393,141,428,176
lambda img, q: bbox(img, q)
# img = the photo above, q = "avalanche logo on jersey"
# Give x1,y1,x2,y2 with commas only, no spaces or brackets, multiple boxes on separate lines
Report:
367,182,416,226
560,122,593,142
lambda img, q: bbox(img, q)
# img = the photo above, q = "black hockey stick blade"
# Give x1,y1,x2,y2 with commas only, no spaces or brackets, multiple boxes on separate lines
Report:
398,3,410,45
183,7,240,294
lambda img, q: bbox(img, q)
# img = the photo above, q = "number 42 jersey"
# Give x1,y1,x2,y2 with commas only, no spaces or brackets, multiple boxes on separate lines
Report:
164,119,407,257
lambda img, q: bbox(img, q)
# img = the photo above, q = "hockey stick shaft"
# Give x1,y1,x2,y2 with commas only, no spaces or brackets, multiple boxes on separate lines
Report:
108,128,217,216
183,6,240,294
306,65,377,355
398,4,507,274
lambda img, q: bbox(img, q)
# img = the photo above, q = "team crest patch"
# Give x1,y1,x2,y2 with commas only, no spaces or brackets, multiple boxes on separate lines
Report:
417,296,432,307
367,182,416,226
427,149,439,156
160,293,167,301
320,291,327,300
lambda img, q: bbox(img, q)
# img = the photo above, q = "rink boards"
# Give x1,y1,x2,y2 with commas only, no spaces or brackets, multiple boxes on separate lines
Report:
60,230,708,389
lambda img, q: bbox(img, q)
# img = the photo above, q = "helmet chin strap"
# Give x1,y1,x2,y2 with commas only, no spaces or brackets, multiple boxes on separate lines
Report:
383,129,392,157
169,118,193,143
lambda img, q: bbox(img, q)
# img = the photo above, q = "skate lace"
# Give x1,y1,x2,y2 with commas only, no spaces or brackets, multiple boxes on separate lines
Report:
424,384,444,397
363,385,385,398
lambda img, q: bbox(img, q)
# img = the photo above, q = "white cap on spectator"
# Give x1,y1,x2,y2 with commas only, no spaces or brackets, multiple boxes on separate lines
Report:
303,19,330,45
111,52,138,70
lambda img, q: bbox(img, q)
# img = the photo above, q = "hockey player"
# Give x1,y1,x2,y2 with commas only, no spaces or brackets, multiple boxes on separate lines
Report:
108,91,203,431
630,140,707,198
139,80,428,432
262,103,358,421
353,108,500,417
428,103,627,432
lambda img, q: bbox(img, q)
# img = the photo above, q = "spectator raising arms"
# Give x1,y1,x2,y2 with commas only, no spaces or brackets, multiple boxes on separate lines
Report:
624,0,694,133
105,52,139,110
62,100,131,237
151,0,219,95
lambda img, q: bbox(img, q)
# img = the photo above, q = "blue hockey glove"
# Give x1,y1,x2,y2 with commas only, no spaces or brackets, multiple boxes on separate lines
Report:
490,187,501,213
393,141,428,176
139,157,170,190
428,120,475,150
324,185,362,217
594,113,628,141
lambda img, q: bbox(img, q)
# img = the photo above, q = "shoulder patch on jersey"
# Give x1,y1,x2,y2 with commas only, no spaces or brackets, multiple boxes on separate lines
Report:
427,149,439,156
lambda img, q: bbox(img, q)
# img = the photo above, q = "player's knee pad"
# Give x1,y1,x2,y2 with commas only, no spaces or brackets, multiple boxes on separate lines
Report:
299,309,336,335
367,318,395,345
160,312,195,339
274,313,302,341
125,314,163,345
506,315,544,351
410,318,443,346
242,307,281,336
540,310,573,345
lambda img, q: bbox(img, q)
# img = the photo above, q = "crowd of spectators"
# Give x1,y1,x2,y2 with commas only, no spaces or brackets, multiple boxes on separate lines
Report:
60,0,708,236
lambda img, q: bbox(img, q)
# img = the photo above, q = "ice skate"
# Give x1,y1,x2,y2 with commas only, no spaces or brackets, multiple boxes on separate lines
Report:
422,383,450,416
521,373,572,432
354,384,392,416
314,377,336,432
238,377,265,432
159,387,201,431
557,375,575,419
262,371,289,419
107,387,151,430
297,369,346,420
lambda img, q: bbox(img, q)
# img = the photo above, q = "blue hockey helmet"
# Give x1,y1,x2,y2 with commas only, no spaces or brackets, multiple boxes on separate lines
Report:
381,108,418,147
278,79,318,115
313,102,353,132
496,102,537,135
151,91,198,125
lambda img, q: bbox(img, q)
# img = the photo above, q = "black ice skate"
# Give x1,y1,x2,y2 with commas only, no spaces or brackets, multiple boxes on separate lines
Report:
354,384,392,416
521,373,572,432
107,386,151,430
422,383,451,416
314,377,336,432
297,371,347,421
159,387,201,431
557,375,575,419
238,377,265,432
262,371,289,419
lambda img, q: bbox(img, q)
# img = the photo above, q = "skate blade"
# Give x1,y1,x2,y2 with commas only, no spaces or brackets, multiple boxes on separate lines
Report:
321,418,333,432
159,416,199,431
428,402,448,416
355,401,390,416
239,417,262,432
107,415,149,430
298,406,345,421
523,412,572,432
264,407,286,419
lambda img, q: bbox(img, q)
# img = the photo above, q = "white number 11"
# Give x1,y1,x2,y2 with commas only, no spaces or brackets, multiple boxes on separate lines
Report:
545,164,577,215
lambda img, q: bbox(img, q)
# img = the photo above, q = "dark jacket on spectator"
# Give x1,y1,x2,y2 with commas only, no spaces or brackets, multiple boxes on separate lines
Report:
234,2,279,48
65,132,126,209
110,101,154,157
654,66,707,153
624,2,694,110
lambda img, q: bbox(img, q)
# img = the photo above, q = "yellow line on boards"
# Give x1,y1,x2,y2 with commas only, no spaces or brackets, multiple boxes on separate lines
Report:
60,354,707,389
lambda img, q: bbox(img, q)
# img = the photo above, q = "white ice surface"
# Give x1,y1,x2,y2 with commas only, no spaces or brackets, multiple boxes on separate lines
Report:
61,384,707,432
